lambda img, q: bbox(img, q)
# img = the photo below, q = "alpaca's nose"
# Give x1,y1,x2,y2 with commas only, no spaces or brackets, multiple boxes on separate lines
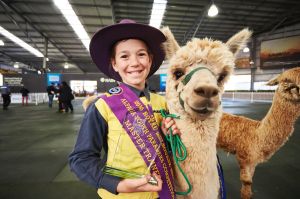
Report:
194,86,219,98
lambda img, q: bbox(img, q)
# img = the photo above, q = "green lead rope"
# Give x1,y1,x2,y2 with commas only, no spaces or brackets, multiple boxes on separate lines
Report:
160,109,192,195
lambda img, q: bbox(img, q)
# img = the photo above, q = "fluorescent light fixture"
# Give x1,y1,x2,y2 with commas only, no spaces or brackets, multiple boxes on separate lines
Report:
243,47,250,53
64,62,69,69
54,0,90,51
149,0,167,28
0,39,4,46
0,26,44,57
208,4,218,17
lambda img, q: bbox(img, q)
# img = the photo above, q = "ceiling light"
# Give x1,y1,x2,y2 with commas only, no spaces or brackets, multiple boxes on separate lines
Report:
149,0,167,28
54,0,90,51
243,47,250,53
0,40,4,46
208,4,218,17
37,70,42,74
64,62,69,69
0,26,44,57
14,62,19,68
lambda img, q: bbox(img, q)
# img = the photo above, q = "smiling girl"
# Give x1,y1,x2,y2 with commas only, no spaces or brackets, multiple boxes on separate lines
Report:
69,19,180,199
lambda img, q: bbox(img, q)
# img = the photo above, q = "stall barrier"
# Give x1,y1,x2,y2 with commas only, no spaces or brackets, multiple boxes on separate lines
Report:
222,92,274,102
156,92,274,102
1,92,275,105
0,93,50,105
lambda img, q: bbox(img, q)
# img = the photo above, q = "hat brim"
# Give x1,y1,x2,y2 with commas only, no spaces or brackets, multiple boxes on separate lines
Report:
90,23,166,81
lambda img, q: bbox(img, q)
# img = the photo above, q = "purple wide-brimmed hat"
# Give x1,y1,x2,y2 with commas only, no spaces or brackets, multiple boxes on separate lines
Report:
89,19,166,81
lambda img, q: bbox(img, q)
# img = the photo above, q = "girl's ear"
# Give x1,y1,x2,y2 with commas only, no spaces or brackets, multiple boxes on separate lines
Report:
111,58,118,72
149,54,153,66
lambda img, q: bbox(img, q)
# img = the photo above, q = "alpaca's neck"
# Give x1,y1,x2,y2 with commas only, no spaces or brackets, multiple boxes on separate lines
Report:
174,109,221,198
182,115,220,143
175,107,222,168
259,93,300,150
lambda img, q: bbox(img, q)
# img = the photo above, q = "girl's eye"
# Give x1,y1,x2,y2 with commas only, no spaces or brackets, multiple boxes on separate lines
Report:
138,52,147,56
173,70,184,80
120,55,128,59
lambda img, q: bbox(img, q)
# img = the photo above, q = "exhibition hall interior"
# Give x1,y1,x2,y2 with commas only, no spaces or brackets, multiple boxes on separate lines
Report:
0,0,299,199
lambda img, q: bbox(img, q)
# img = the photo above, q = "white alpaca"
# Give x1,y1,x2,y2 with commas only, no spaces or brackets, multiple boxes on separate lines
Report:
161,27,251,199
218,67,300,199
81,28,252,198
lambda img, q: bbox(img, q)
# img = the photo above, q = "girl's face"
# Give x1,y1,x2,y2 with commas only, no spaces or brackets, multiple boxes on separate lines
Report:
111,39,153,90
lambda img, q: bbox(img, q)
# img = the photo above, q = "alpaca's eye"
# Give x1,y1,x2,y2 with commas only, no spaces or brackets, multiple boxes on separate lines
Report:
287,84,299,92
173,70,184,80
217,73,227,83
291,86,299,93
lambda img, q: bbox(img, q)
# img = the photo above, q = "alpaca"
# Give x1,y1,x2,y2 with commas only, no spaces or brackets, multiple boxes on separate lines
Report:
82,28,252,198
161,27,251,199
218,67,300,199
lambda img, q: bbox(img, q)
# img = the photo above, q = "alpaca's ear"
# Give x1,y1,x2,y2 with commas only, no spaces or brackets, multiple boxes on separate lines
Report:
226,28,252,56
160,26,180,60
266,75,280,86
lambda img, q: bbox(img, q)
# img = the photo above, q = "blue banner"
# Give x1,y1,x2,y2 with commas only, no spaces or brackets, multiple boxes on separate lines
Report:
47,73,61,86
160,74,167,91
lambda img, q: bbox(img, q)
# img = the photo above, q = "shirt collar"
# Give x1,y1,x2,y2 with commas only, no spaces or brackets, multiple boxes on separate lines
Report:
123,83,150,101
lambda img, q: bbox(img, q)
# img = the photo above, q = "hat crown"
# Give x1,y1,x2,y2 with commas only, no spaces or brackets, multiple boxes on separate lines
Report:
90,19,166,81
119,19,136,24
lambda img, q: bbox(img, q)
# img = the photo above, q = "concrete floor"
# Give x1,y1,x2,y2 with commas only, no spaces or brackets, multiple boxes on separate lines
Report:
0,99,299,199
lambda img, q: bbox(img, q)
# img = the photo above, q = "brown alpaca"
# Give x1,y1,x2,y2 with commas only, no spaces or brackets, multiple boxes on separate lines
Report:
218,67,300,199
161,27,251,199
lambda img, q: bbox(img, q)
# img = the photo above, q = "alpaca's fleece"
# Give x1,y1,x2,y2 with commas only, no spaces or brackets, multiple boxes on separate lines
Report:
161,27,251,199
82,95,98,110
161,27,180,60
218,67,300,199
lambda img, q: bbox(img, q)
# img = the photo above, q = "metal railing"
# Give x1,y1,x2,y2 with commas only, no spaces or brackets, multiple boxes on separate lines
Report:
0,93,49,105
1,92,275,105
222,92,274,102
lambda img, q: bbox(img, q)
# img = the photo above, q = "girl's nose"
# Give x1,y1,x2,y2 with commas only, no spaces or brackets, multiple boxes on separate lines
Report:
130,55,140,67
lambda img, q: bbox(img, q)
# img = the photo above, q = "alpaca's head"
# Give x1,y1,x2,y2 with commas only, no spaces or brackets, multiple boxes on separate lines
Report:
161,27,252,120
267,67,300,103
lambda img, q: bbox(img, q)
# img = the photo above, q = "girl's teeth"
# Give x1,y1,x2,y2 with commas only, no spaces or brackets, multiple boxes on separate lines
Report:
130,71,140,74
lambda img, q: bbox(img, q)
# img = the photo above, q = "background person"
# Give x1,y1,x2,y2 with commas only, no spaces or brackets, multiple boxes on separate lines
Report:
1,82,11,110
20,86,30,106
55,83,64,113
59,81,74,113
46,83,56,108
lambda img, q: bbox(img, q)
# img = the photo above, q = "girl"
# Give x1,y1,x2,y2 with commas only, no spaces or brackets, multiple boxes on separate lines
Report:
69,19,179,199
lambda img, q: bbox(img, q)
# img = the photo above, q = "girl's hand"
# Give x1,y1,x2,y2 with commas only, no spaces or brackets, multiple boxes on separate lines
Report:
161,117,181,136
116,173,162,193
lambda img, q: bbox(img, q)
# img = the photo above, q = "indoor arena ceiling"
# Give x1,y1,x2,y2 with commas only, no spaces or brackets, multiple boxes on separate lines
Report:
0,0,300,74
